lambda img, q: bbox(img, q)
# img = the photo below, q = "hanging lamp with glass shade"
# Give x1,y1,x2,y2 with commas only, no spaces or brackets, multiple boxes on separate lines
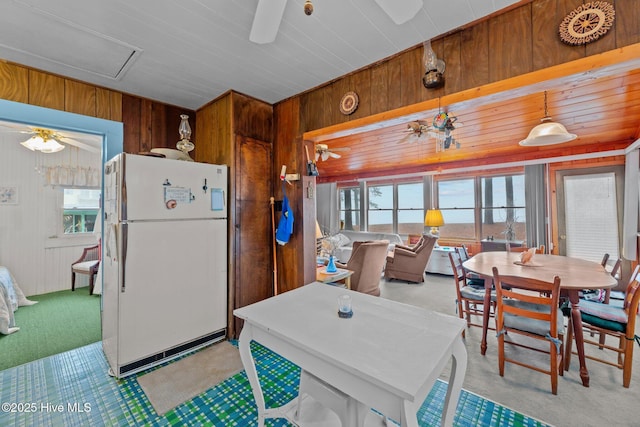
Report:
519,91,577,146
21,128,65,153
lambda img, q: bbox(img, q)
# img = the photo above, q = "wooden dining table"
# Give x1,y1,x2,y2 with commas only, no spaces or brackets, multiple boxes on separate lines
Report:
463,251,617,387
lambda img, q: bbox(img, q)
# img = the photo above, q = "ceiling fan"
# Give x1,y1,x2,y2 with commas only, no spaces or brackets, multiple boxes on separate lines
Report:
315,143,349,161
400,112,462,151
250,0,424,44
0,122,101,153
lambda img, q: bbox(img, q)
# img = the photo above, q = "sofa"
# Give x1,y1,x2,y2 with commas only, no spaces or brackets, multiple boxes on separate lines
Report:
331,230,404,263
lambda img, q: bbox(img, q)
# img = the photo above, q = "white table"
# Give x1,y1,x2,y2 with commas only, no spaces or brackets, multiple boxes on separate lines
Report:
234,282,467,427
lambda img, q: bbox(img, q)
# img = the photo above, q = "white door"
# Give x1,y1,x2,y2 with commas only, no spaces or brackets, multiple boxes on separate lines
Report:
556,167,622,263
117,219,227,364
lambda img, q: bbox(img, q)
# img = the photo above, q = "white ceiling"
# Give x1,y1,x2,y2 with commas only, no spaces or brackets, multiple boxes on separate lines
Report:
0,0,522,110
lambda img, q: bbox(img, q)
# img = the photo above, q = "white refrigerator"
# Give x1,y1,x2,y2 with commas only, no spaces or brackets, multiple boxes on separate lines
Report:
102,153,228,378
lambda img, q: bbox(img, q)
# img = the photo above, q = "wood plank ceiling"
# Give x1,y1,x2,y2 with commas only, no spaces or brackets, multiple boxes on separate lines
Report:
308,52,640,182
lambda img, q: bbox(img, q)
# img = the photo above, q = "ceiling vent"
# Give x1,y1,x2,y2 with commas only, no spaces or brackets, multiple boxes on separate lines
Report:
2,1,142,80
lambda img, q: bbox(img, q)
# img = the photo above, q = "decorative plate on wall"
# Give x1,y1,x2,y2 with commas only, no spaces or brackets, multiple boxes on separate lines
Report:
559,1,615,46
339,91,359,115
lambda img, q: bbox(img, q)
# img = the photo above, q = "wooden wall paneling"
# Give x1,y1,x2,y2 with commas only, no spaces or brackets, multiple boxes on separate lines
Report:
532,0,583,70
330,76,351,126
152,102,169,149
273,97,306,294
232,92,273,142
28,69,64,110
96,87,112,120
370,62,389,116
442,33,463,97
460,21,490,89
64,80,96,117
0,62,28,103
349,68,372,120
616,0,640,47
121,94,141,153
489,4,534,83
139,99,153,153
387,55,403,110
399,47,423,107
109,91,122,122
300,86,327,132
195,93,232,165
301,174,317,286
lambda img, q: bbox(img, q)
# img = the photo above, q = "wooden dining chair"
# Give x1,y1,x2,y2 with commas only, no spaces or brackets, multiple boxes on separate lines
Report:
564,265,640,388
454,245,485,288
448,252,495,338
492,266,564,394
506,244,545,254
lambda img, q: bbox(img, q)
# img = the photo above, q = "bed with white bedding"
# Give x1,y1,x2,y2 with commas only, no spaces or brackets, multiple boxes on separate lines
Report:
0,266,37,334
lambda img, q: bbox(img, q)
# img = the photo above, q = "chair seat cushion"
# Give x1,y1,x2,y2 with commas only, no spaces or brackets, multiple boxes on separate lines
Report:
72,261,99,272
466,277,485,288
460,285,496,301
578,300,627,333
504,300,564,337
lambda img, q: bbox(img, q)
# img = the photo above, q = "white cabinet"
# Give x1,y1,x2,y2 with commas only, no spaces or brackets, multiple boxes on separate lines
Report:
426,246,455,275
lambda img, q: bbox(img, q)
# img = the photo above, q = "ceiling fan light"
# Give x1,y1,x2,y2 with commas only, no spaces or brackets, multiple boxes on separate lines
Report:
21,135,65,153
519,121,577,146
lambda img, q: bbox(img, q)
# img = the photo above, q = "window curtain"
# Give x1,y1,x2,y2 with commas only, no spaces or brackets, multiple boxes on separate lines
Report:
316,182,338,235
41,165,100,187
524,164,546,250
622,149,639,260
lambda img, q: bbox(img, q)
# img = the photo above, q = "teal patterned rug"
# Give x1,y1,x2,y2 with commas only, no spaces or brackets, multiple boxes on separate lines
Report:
0,341,551,426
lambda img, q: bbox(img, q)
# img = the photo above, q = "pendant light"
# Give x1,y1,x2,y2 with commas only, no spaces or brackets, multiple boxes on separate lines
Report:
519,91,576,146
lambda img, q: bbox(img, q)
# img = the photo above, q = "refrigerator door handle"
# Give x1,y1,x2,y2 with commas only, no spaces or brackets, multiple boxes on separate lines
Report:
121,223,128,293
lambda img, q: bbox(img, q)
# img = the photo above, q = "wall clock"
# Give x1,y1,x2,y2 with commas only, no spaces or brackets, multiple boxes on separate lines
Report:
339,92,359,115
559,1,615,46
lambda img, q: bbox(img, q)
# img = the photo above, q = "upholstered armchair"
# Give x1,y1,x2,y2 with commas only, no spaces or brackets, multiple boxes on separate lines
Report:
336,240,389,296
384,235,437,283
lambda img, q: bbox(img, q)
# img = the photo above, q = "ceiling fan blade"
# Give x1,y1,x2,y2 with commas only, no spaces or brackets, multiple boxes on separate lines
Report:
57,136,101,153
328,152,341,159
315,151,320,161
331,147,351,152
321,151,329,161
374,0,423,24
250,0,288,44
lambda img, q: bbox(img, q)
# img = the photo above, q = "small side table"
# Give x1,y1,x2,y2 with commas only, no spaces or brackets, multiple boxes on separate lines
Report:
316,267,353,289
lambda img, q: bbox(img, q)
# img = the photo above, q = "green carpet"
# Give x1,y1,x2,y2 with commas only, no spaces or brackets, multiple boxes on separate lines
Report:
0,289,101,370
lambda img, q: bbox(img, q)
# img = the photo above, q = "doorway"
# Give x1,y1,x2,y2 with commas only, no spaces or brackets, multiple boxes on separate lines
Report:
0,99,123,365
555,166,623,263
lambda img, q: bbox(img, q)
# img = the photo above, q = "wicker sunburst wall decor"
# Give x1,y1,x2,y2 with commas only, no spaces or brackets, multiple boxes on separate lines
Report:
559,1,615,46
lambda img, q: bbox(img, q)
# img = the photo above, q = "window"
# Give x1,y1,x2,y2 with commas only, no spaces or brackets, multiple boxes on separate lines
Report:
368,184,393,233
339,187,361,231
63,188,101,234
397,182,424,235
436,174,525,241
437,179,475,240
481,175,526,241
